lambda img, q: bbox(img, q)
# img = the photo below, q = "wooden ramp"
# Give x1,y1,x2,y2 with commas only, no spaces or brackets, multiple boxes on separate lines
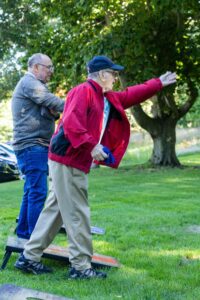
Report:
0,284,72,300
0,236,120,270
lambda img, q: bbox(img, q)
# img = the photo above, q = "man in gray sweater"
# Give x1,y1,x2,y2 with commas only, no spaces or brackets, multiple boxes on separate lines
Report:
12,53,65,239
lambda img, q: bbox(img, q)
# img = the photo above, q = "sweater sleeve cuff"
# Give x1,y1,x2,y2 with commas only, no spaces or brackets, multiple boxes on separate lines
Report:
155,78,163,90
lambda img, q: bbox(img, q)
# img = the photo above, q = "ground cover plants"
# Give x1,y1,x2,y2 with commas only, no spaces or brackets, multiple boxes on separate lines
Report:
0,149,199,300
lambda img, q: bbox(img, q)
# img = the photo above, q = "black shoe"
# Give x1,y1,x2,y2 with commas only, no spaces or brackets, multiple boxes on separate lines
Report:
68,267,107,279
14,253,53,275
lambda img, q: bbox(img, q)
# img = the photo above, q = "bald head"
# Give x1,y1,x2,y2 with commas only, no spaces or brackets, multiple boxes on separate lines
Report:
28,53,50,68
27,53,54,83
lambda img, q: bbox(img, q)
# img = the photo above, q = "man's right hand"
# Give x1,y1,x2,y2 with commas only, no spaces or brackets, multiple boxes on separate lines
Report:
91,144,108,161
159,71,176,87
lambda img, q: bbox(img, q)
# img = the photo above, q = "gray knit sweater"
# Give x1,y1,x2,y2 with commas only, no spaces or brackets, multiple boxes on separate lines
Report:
11,73,65,151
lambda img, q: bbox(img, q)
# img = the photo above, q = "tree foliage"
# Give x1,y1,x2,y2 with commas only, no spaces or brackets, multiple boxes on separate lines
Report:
0,0,199,165
1,0,199,87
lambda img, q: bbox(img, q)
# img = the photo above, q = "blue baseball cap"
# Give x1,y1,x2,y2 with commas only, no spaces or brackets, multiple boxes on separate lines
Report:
87,55,124,73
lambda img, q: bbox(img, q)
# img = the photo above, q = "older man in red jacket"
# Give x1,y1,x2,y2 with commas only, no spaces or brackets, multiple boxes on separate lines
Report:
14,55,176,279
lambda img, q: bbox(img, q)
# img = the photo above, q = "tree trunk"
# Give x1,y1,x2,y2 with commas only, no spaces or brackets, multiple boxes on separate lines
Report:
132,105,181,167
150,118,181,167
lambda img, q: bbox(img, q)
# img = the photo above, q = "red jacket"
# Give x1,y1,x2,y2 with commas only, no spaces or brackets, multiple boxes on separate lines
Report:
48,78,162,173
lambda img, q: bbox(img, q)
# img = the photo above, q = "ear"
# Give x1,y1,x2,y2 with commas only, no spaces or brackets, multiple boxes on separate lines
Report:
31,64,39,74
34,64,40,71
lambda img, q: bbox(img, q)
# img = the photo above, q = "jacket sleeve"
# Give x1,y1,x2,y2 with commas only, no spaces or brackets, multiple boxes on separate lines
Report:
62,86,96,151
114,78,163,109
23,77,64,112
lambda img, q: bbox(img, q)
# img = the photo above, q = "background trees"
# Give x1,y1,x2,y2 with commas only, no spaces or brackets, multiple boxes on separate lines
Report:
0,0,199,166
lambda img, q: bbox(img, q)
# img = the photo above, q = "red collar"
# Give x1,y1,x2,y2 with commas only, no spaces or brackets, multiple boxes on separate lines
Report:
87,79,104,95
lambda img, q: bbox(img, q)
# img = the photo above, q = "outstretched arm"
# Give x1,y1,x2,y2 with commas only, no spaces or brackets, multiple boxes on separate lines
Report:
113,72,176,109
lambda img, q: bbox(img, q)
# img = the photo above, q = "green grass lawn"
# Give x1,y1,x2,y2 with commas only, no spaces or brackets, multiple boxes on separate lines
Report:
0,149,200,300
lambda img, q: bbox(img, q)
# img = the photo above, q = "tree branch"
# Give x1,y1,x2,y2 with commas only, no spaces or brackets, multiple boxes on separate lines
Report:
179,80,199,118
131,104,161,135
163,93,179,115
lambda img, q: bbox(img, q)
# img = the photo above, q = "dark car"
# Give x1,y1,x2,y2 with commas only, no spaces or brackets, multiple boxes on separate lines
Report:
0,143,20,183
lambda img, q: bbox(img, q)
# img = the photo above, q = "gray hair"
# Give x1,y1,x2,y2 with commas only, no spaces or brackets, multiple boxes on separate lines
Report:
87,71,100,80
28,53,44,67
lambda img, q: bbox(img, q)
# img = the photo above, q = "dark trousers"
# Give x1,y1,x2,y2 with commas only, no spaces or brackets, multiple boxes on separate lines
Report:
15,145,48,239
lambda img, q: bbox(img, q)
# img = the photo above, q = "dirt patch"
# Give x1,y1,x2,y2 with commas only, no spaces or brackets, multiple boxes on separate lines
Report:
186,225,200,233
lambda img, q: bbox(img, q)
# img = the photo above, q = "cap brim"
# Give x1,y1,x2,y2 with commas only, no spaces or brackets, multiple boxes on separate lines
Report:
110,64,124,71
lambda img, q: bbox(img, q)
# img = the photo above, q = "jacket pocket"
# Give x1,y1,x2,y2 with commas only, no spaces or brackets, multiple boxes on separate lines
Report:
50,126,70,156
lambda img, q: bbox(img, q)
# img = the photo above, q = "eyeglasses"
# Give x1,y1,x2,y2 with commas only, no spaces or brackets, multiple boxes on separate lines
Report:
105,70,119,79
37,63,54,72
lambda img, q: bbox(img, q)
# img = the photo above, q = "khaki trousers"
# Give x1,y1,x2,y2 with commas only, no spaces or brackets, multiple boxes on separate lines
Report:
24,160,93,271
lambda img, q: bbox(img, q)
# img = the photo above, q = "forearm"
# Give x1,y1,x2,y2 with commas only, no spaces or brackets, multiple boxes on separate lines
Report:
40,92,64,112
23,80,64,112
118,78,163,109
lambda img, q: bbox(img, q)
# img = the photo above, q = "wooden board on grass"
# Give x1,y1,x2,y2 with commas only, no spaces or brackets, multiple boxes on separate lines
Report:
0,284,72,300
1,236,120,270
